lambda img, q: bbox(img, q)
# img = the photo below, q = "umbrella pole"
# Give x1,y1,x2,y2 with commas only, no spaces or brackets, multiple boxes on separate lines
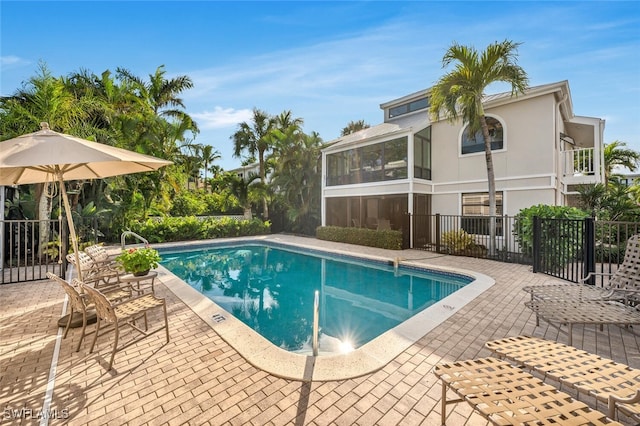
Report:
58,174,83,282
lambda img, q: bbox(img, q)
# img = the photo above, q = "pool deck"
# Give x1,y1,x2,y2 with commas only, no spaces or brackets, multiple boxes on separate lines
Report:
2,234,639,425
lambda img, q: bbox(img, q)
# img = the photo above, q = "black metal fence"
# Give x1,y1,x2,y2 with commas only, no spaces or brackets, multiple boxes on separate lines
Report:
533,217,639,285
1,219,66,284
3,213,638,285
411,214,530,264
410,213,639,284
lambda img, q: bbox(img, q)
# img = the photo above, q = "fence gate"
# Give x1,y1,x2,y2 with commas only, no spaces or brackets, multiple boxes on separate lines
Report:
532,217,595,283
1,219,66,284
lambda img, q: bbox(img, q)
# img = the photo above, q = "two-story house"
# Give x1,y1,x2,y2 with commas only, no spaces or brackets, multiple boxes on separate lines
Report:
321,80,605,248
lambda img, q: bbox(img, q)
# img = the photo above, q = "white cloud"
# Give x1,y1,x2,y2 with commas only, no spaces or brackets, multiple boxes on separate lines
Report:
191,107,253,130
0,55,29,69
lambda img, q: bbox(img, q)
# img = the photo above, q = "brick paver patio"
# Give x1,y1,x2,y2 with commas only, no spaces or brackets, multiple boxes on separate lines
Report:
2,235,639,425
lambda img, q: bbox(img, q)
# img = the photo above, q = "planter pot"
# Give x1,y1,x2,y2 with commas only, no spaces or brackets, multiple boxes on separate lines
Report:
133,269,150,277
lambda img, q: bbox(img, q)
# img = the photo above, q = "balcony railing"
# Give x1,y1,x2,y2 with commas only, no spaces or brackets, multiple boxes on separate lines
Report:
562,147,600,185
563,147,594,176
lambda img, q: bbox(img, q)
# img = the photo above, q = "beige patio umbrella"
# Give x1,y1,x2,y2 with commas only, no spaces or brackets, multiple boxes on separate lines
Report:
0,122,172,280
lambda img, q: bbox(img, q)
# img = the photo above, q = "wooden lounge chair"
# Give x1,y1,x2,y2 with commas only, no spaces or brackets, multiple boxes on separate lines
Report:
525,299,640,345
47,272,132,351
81,282,169,370
434,357,622,425
523,234,640,304
485,335,640,421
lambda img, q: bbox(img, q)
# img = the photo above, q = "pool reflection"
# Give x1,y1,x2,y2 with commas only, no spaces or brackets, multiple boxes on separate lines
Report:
161,244,471,353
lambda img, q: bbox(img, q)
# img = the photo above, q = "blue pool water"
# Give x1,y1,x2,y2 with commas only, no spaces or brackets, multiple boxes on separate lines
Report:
160,243,472,354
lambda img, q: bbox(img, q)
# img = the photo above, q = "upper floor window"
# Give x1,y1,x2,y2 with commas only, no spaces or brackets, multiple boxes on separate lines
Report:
460,116,504,155
388,97,429,119
326,137,408,186
414,126,431,180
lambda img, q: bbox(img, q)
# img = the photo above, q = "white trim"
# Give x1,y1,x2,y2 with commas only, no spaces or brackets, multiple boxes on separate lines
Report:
432,173,556,187
323,128,411,153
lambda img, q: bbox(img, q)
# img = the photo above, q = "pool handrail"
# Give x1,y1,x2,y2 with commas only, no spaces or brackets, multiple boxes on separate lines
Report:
313,290,319,356
120,231,149,249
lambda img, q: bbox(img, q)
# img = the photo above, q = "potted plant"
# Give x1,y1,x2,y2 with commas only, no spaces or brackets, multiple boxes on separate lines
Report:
115,246,161,276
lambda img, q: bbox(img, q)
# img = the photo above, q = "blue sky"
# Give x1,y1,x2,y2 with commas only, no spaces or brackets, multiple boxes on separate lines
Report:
2,1,639,171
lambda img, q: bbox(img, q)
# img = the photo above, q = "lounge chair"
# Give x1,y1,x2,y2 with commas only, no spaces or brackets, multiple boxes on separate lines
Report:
523,234,640,304
84,243,119,268
47,272,132,352
434,357,622,425
81,281,169,370
485,335,640,421
525,299,640,345
66,252,120,288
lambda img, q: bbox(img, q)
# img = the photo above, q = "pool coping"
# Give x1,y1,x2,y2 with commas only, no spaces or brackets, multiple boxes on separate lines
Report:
153,235,495,382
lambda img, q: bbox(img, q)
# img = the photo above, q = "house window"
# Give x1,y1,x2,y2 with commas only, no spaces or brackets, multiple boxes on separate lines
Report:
460,116,504,155
388,97,429,119
383,138,407,180
461,192,503,236
326,151,350,186
414,126,431,180
326,138,407,186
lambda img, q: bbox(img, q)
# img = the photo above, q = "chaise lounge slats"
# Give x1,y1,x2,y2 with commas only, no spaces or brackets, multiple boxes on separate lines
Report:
523,234,640,305
485,335,640,421
434,357,623,426
524,299,640,345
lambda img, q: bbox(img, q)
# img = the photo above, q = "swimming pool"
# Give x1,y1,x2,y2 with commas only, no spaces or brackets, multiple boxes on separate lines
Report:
160,241,473,355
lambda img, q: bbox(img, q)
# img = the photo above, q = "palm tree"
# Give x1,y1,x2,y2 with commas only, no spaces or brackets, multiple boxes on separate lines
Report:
603,140,640,184
116,65,198,129
223,172,260,218
341,119,370,136
0,62,94,254
430,40,528,253
200,144,221,192
231,108,278,219
271,131,323,234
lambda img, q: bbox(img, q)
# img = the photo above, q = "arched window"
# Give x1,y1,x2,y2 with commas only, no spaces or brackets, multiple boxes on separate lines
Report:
460,116,504,155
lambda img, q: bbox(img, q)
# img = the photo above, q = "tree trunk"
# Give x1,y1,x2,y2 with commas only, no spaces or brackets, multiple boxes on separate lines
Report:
258,152,269,220
480,116,497,255
35,182,53,258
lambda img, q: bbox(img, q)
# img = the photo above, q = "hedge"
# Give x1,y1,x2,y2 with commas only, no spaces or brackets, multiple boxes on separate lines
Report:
127,216,271,243
316,226,402,250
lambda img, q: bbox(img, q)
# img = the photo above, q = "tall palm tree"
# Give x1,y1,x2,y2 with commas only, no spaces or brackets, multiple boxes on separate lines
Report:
116,65,197,129
200,144,221,192
430,39,528,253
603,140,640,185
341,119,370,136
231,108,278,219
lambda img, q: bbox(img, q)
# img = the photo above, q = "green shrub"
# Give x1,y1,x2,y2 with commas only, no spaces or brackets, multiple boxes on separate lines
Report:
513,204,590,269
441,229,475,254
169,190,243,216
316,226,402,250
127,216,270,243
170,192,206,216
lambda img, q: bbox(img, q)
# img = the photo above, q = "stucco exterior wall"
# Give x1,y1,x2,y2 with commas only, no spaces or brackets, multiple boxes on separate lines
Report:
506,189,555,215
431,193,459,216
431,93,557,186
